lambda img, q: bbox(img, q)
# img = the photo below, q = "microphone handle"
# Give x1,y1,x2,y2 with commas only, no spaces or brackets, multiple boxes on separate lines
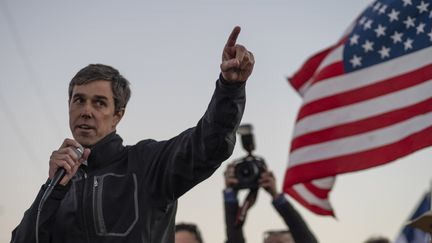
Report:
49,168,66,188
48,146,83,188
39,146,83,209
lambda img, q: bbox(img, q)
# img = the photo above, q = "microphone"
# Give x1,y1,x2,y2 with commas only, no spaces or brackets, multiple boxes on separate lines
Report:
49,146,84,189
39,146,84,209
36,146,84,243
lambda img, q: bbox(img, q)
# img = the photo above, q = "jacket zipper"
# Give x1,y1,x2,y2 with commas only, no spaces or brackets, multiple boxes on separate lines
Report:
80,169,91,243
93,177,103,235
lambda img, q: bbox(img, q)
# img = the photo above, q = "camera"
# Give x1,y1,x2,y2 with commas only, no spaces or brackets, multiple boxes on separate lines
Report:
233,124,267,190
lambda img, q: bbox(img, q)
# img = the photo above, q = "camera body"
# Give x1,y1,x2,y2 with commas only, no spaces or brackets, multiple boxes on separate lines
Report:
233,124,267,190
233,155,266,190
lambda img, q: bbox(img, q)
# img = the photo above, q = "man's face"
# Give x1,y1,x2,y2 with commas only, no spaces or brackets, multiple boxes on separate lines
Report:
175,231,199,243
264,232,295,243
69,80,123,146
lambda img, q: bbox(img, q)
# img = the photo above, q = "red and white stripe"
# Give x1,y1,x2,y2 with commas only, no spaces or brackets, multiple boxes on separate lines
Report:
283,41,432,216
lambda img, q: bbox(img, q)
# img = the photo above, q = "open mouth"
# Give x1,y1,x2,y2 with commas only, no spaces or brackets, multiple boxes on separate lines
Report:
76,124,95,131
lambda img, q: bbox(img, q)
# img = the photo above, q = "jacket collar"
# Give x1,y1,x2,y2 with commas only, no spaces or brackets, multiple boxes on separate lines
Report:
85,131,126,170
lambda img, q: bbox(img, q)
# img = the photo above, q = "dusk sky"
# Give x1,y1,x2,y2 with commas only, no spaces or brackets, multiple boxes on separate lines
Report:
1,1,431,243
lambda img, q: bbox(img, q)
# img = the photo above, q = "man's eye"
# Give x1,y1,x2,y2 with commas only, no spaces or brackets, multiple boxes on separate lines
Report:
73,97,84,103
95,100,106,107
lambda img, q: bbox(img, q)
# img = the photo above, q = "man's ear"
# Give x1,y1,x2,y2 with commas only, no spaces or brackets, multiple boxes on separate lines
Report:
113,108,125,128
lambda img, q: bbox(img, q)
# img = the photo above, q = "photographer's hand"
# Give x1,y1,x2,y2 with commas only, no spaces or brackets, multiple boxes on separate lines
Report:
224,163,239,189
259,170,278,200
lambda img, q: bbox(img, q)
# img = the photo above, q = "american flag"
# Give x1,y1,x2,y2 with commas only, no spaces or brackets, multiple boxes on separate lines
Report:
284,0,432,216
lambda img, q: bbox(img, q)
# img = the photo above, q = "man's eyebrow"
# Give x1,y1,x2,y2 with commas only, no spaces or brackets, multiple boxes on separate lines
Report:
72,93,85,98
93,95,108,100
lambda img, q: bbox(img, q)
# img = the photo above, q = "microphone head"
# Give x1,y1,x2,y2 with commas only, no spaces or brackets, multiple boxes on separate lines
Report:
74,146,84,158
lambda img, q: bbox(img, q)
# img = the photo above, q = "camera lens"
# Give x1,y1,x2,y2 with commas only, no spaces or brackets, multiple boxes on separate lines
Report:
237,163,258,180
234,159,261,189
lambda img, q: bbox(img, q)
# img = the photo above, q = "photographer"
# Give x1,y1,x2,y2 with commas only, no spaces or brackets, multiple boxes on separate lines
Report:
223,163,318,243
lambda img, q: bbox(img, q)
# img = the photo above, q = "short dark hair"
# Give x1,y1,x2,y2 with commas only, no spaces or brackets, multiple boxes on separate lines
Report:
175,222,203,243
364,236,391,243
68,64,131,113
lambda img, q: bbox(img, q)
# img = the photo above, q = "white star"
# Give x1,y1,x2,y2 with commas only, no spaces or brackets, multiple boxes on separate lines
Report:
359,16,367,25
373,2,381,11
364,19,373,30
379,5,388,14
378,46,391,59
404,38,414,50
362,40,374,53
388,9,400,22
417,1,430,13
416,22,426,34
374,24,387,37
350,55,362,68
429,10,432,18
428,30,432,41
403,16,416,29
428,31,432,41
390,31,403,43
403,0,412,7
349,34,360,45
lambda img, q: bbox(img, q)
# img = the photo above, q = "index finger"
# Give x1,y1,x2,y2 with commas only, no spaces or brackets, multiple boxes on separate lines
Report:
60,138,83,151
225,26,241,48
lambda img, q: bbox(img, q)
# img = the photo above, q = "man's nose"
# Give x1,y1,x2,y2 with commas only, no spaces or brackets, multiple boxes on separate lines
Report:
80,102,93,118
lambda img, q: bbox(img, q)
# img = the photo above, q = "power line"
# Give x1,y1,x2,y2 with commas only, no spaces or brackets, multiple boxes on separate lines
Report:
0,1,63,141
0,94,45,176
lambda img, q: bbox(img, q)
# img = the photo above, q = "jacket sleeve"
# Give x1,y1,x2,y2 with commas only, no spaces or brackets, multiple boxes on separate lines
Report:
272,194,319,243
223,189,245,243
133,75,246,201
10,181,71,243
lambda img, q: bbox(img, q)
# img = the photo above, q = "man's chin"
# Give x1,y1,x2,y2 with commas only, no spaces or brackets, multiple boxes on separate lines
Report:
73,134,97,147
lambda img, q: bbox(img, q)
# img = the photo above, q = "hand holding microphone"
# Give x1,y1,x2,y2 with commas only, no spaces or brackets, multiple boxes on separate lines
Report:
37,139,90,243
41,138,91,208
48,138,91,186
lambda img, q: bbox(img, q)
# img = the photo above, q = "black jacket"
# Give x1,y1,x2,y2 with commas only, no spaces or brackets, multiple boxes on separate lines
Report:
11,78,246,243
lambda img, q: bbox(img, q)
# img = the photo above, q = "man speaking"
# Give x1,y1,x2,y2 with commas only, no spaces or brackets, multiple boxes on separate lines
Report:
11,26,254,243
